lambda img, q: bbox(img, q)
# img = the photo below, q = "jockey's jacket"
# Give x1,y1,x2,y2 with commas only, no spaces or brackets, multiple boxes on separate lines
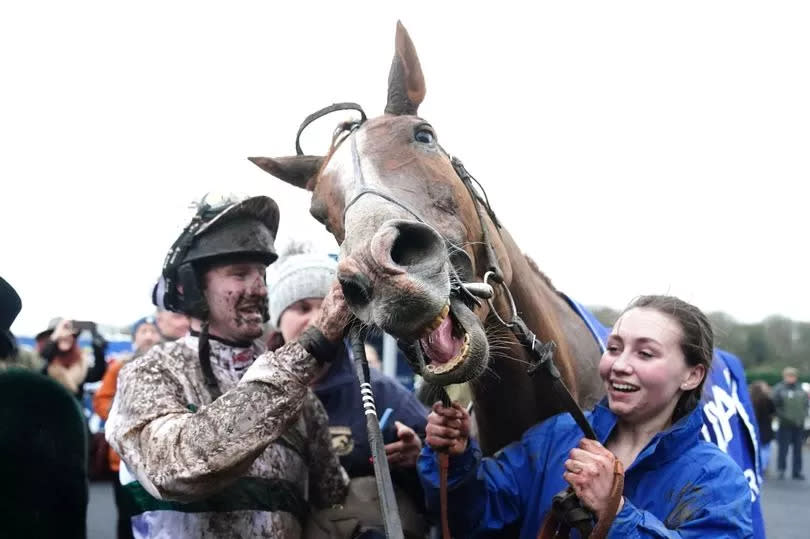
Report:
106,334,349,539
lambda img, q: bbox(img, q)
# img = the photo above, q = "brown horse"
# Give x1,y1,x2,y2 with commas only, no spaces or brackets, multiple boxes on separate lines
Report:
251,22,603,456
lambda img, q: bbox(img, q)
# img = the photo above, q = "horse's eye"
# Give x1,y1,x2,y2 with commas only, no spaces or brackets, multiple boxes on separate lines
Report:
414,127,435,145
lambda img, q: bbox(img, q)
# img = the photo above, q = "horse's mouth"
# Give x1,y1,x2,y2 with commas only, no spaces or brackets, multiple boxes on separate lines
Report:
417,302,471,375
398,294,488,386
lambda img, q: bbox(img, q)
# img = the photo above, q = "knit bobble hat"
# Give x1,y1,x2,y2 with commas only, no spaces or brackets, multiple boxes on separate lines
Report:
267,253,337,328
131,315,157,339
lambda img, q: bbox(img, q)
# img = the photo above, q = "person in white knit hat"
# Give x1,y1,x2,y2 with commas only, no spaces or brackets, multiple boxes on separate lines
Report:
268,252,342,345
268,250,430,538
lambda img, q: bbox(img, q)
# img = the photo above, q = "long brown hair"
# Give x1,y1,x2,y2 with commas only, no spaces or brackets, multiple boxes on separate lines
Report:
37,337,83,368
623,295,714,423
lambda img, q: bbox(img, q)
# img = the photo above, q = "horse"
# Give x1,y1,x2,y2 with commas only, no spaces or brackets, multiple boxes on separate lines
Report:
251,21,604,457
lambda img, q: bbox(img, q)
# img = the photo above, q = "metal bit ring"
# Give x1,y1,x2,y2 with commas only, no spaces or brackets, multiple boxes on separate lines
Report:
484,271,517,328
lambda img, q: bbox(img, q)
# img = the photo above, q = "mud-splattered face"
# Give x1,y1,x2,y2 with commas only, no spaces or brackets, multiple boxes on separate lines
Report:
599,308,704,427
203,261,268,342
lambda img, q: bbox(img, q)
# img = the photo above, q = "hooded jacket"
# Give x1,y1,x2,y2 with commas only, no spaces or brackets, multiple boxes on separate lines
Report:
106,334,348,539
418,403,752,538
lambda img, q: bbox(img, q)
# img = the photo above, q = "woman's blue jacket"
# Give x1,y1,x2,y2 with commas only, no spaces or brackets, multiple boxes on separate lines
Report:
418,403,753,538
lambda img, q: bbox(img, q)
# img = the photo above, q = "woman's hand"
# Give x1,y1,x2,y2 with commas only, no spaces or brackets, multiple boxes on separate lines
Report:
385,421,422,468
563,439,624,515
50,319,74,341
425,402,471,456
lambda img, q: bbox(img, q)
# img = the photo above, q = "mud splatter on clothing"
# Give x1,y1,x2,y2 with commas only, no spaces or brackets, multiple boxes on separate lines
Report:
106,335,348,538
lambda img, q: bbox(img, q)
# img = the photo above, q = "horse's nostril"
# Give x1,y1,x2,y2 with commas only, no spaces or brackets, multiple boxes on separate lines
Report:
390,221,444,268
338,273,373,307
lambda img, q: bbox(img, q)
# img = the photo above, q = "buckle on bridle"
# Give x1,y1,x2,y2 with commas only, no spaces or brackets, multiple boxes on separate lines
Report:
484,270,517,328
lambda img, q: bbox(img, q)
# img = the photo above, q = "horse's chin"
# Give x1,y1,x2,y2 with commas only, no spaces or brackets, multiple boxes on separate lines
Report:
400,297,489,386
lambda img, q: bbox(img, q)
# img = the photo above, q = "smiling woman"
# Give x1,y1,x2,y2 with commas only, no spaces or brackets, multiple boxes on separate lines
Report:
419,295,753,538
601,296,714,432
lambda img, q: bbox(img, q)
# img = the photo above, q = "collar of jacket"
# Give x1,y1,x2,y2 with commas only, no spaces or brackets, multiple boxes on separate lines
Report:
591,399,705,471
182,333,265,370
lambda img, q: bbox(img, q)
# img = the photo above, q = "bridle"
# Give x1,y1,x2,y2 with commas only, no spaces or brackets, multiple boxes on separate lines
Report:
295,103,622,539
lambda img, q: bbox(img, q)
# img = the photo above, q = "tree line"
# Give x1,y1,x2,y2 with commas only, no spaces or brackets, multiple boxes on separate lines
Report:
590,307,810,384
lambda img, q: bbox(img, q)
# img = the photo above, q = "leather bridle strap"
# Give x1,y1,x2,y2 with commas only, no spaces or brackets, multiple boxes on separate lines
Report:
450,156,503,281
294,102,366,156
448,156,627,538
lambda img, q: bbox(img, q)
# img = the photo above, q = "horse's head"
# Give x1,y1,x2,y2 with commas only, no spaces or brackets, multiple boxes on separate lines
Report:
252,22,513,385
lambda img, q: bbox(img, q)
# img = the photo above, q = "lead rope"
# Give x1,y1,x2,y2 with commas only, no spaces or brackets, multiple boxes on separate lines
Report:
537,459,624,539
437,387,452,539
348,324,404,539
513,315,625,539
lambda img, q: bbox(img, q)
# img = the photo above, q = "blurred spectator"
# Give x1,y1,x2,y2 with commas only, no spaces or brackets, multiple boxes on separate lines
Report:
37,317,108,399
0,277,20,362
774,366,809,480
749,380,776,474
0,276,44,371
94,315,161,539
268,252,428,538
0,370,89,539
0,277,88,539
155,308,190,340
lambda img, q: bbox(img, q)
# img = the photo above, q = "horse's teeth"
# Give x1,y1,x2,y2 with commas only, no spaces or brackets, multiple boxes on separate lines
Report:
419,302,451,338
424,332,470,375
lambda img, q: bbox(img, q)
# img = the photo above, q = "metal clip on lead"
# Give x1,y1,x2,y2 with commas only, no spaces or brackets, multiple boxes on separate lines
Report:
461,282,494,299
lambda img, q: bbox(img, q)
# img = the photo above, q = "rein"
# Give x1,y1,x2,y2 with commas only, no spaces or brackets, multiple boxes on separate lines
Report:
295,103,623,539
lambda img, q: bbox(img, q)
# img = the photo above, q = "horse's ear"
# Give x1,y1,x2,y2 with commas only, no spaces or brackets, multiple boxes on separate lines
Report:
384,21,426,116
248,155,324,191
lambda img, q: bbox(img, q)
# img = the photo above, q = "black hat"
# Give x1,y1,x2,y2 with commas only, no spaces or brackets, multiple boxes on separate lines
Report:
153,195,280,317
34,317,81,342
0,277,22,357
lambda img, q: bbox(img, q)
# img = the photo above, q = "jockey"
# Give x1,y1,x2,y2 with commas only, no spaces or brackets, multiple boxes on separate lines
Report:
105,194,351,538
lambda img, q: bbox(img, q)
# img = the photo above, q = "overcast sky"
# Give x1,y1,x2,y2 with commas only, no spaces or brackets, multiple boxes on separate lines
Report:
2,1,808,336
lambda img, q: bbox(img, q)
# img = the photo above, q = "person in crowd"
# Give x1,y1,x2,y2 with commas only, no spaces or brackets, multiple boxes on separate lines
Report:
574,296,766,536
419,295,752,537
268,251,428,538
37,317,107,399
94,315,162,539
155,308,190,341
773,366,808,480
0,276,43,372
0,276,88,539
106,195,350,538
700,349,765,538
749,381,776,475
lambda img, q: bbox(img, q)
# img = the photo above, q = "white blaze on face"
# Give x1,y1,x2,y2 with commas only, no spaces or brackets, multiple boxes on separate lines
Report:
323,128,409,258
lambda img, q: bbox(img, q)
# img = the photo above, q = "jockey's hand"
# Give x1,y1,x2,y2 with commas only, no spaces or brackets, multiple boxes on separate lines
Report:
425,402,470,456
563,438,625,516
385,421,422,468
313,281,352,342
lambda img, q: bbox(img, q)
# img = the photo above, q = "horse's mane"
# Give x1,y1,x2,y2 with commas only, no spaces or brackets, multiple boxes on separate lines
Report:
524,254,556,291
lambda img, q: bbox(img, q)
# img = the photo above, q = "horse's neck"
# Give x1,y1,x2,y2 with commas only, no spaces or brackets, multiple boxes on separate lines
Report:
470,227,603,455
